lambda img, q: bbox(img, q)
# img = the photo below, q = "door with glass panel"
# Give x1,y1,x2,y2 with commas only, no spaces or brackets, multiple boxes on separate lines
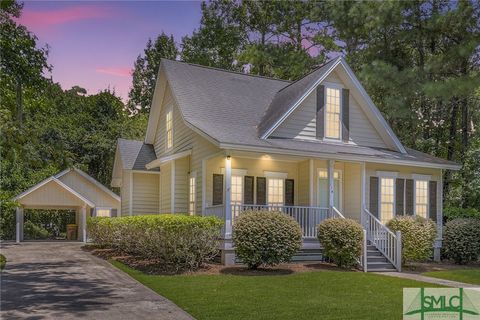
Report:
317,169,341,210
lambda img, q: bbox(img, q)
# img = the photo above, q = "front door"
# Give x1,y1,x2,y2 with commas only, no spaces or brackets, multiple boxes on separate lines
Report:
317,169,342,210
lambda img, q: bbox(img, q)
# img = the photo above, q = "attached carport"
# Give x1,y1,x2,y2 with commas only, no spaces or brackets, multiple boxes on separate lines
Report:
13,168,121,243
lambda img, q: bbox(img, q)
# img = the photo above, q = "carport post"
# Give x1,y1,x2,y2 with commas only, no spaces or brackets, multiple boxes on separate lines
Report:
81,206,87,243
16,207,24,243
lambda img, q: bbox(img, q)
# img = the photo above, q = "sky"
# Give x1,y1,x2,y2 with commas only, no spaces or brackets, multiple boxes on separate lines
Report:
18,1,203,101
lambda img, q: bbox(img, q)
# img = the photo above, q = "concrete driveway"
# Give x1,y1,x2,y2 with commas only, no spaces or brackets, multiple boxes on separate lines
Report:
0,242,194,320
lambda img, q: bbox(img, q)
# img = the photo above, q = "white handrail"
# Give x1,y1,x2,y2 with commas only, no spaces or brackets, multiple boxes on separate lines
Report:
362,207,402,271
332,206,345,219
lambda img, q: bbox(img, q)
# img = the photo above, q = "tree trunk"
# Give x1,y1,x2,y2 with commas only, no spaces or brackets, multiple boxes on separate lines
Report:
16,78,23,127
443,98,459,198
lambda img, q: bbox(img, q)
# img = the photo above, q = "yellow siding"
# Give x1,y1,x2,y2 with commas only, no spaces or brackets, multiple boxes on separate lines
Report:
344,163,362,222
58,170,119,210
174,156,189,213
19,180,85,208
160,162,172,213
131,172,159,215
121,170,131,216
297,160,310,206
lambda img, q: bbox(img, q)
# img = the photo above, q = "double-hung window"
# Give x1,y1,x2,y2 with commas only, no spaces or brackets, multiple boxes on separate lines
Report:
231,175,243,206
165,108,173,150
415,180,428,218
189,175,196,215
325,87,341,140
379,177,394,224
267,178,284,206
95,207,111,217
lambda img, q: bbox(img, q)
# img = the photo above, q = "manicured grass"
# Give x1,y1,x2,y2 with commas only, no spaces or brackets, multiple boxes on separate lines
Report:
112,261,442,320
423,269,480,285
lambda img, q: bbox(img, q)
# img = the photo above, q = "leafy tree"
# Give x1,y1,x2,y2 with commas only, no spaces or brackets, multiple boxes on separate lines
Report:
128,33,178,114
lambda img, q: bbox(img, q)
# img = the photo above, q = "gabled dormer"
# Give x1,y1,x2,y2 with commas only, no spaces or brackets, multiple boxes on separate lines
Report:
258,57,406,153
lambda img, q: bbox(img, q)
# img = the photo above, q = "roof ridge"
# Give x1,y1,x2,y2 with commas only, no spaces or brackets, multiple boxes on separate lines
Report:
276,57,341,93
161,58,292,83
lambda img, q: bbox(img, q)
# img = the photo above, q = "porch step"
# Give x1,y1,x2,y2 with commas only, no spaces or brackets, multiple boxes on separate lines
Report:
292,249,324,262
365,243,396,272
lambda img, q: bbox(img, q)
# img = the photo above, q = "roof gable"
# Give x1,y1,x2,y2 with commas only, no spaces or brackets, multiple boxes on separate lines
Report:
258,57,406,154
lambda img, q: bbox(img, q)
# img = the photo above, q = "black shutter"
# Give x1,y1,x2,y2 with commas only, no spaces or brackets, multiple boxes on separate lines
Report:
316,85,325,139
369,177,379,217
342,88,350,142
244,176,254,205
429,181,437,222
111,209,118,217
90,208,96,217
285,179,294,206
395,178,405,216
256,177,266,205
405,179,414,215
212,174,223,205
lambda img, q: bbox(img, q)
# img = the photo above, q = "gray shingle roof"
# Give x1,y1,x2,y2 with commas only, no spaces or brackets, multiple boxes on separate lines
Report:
117,138,159,171
160,59,460,169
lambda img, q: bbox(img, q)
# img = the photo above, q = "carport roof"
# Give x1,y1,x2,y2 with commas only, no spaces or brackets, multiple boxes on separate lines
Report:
13,168,119,207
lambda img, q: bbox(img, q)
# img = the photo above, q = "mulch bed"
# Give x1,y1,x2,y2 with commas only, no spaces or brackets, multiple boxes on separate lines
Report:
403,261,480,273
82,245,357,276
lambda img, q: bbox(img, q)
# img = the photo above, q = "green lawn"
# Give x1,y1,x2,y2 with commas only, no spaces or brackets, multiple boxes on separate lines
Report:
112,261,441,320
423,269,480,285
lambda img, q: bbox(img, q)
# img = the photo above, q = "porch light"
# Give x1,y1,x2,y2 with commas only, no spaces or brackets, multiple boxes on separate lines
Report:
226,155,231,160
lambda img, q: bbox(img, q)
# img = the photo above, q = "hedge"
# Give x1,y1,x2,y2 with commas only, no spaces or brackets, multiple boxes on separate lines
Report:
317,218,363,268
387,216,436,264
88,214,222,272
443,207,480,223
233,210,302,269
443,218,480,264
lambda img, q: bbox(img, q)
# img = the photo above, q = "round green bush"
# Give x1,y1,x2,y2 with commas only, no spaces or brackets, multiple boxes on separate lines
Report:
87,214,222,272
443,218,480,264
233,210,302,269
387,216,436,264
317,218,363,268
444,207,480,223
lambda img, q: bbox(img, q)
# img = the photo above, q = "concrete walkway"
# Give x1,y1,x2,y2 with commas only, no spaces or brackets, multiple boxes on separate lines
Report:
375,271,480,290
0,242,194,320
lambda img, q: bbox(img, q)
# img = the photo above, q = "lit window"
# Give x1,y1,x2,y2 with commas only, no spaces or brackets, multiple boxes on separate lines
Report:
231,175,243,205
415,180,428,218
166,109,173,150
318,169,341,208
325,87,341,139
380,178,394,223
96,208,111,217
189,176,196,215
267,178,284,206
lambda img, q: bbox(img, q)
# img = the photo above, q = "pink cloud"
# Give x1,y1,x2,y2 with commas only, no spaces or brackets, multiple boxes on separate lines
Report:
95,67,132,77
17,5,111,29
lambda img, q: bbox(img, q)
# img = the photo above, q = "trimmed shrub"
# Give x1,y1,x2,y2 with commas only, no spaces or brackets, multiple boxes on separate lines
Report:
387,216,437,264
317,218,363,268
443,218,480,264
233,210,302,269
444,207,480,223
87,214,222,272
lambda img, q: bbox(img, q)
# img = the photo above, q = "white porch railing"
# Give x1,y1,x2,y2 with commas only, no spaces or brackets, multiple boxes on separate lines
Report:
362,207,402,272
205,204,331,239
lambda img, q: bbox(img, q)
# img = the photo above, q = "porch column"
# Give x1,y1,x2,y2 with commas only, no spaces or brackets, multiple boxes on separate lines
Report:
16,207,24,243
360,162,366,227
434,170,443,261
328,160,335,213
81,205,87,243
224,155,232,239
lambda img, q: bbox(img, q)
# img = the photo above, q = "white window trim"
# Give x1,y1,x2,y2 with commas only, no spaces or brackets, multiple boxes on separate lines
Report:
165,106,173,151
317,168,342,210
413,178,430,218
266,177,285,206
264,171,288,179
95,207,112,217
189,172,196,215
378,177,396,223
323,83,343,141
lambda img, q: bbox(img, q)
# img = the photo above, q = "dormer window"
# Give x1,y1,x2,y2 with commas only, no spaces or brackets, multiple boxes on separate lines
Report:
166,107,173,150
325,87,341,140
